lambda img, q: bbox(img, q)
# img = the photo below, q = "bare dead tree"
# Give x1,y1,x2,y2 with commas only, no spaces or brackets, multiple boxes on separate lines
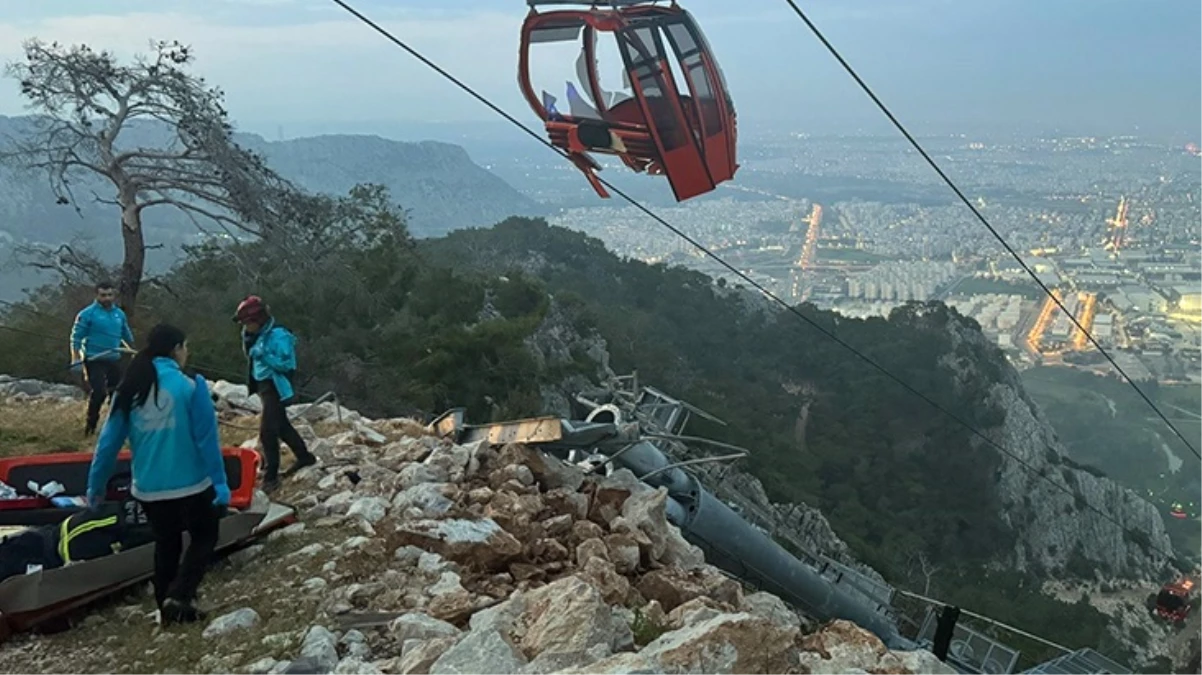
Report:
1,39,293,316
913,551,941,595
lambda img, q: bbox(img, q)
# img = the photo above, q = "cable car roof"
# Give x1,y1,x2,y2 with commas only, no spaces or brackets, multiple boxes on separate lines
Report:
527,0,675,8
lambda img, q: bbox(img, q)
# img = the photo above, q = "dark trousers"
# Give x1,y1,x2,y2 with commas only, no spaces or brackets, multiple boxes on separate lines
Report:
140,487,220,609
258,380,312,481
84,360,122,430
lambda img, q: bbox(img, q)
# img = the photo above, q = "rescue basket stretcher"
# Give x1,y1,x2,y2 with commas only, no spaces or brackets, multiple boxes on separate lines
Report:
0,447,296,640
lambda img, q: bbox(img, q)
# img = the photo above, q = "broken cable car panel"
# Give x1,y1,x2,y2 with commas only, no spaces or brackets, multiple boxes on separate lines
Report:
518,0,738,202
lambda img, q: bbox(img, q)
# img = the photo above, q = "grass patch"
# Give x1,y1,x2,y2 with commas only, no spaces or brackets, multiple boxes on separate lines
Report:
630,607,667,647
0,396,364,459
0,397,91,458
815,247,889,263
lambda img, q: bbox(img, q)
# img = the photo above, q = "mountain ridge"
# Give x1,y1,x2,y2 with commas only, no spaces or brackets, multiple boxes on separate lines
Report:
0,114,542,238
0,114,543,298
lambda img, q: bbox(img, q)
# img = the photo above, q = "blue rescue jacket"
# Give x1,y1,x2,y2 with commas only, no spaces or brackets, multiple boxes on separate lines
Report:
242,319,299,402
87,358,228,502
71,301,134,362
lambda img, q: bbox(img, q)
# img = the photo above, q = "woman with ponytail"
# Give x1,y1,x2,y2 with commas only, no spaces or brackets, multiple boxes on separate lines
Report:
86,323,229,626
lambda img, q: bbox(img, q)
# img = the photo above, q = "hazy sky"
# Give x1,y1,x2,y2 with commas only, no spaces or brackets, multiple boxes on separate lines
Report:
0,0,1198,142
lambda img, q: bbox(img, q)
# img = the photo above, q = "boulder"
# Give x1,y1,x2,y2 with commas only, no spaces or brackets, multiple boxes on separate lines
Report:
796,620,955,675
395,463,449,492
394,519,522,570
603,533,642,575
579,557,633,606
396,636,460,675
618,488,704,569
640,612,798,674
742,591,802,631
560,652,662,674
347,496,390,524
516,575,627,660
497,443,586,492
428,628,526,674
588,470,654,525
298,626,340,673
382,438,434,466
334,658,382,675
664,597,729,631
388,613,461,643
424,444,472,483
203,608,261,639
634,567,710,612
519,644,611,674
393,483,457,518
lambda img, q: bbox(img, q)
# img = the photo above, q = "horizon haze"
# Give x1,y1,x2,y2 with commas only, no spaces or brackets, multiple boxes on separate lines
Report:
0,0,1198,145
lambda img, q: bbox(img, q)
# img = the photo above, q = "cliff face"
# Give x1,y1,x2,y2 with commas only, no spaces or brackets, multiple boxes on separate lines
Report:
990,380,1171,578
937,314,1173,581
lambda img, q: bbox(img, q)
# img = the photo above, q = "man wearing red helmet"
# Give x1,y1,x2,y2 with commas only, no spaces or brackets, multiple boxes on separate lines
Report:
234,296,317,492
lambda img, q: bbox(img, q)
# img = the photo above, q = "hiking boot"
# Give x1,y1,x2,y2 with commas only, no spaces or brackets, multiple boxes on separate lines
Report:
161,598,206,626
282,453,317,478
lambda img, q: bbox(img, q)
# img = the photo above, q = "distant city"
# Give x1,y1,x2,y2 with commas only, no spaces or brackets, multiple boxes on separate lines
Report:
512,133,1201,386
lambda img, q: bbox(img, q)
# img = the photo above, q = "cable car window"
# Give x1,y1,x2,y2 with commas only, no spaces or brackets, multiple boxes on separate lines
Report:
618,28,688,151
663,21,722,139
680,15,735,116
586,30,634,111
528,19,603,121
529,23,583,44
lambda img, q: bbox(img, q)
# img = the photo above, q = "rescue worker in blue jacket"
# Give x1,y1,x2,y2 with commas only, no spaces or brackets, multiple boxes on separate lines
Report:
86,323,229,626
234,295,317,492
70,281,135,436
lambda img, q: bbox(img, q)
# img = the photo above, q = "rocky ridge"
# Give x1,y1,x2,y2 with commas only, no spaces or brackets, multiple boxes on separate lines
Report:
0,378,953,675
932,311,1173,581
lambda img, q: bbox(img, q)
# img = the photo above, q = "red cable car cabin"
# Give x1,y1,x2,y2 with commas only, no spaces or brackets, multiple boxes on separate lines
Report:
518,0,737,202
1155,578,1195,623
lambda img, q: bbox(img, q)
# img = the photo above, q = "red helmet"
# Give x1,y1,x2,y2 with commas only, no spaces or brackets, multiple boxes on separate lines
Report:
233,295,268,324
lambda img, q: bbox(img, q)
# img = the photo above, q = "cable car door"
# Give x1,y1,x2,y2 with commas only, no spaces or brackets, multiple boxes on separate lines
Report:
661,14,736,185
616,23,714,201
